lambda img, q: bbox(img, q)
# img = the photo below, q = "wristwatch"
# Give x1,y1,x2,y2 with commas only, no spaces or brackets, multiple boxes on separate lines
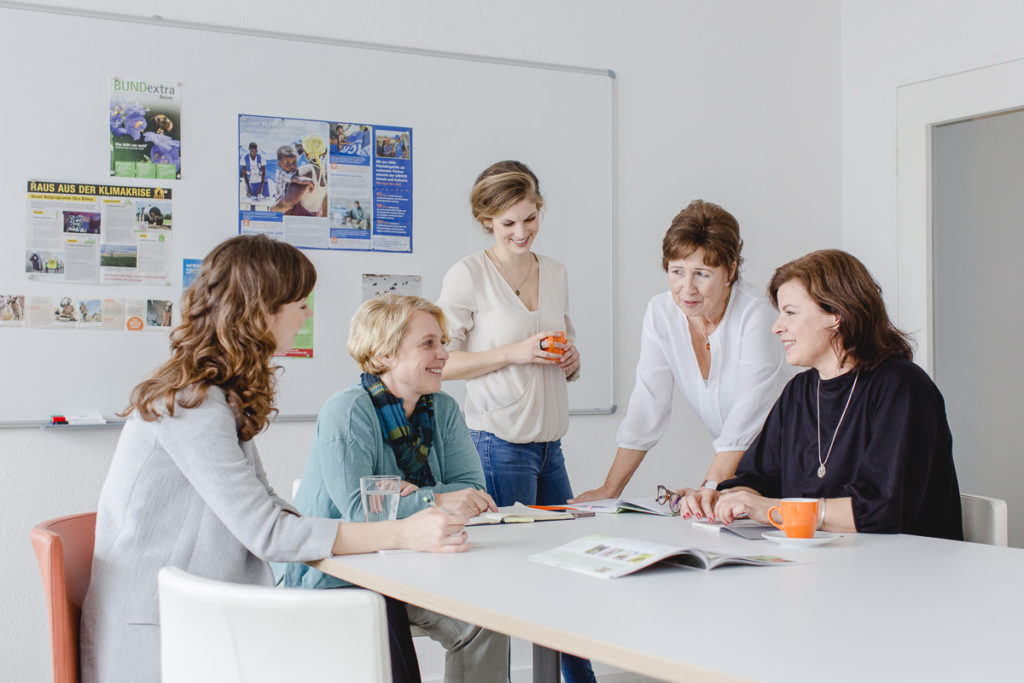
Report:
701,479,718,491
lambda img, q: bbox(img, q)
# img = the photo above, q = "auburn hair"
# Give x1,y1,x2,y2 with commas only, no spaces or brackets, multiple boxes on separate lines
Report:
122,234,316,441
661,199,743,283
768,249,913,371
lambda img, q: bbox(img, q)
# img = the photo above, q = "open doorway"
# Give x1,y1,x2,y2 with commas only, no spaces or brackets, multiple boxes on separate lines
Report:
898,58,1024,547
932,108,1024,547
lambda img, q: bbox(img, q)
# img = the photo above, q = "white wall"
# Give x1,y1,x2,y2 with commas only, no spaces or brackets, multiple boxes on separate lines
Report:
841,0,1024,312
1,1,841,681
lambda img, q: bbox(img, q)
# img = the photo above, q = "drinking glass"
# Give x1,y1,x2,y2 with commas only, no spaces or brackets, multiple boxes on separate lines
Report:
360,475,401,522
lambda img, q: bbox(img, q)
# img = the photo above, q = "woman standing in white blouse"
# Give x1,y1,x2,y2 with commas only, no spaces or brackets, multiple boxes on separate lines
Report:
437,161,595,683
572,200,791,506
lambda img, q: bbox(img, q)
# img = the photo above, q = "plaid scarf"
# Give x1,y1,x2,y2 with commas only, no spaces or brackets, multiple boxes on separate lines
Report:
360,373,436,487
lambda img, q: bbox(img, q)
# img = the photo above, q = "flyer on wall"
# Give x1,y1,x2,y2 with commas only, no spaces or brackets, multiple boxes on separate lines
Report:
238,114,412,252
361,274,422,301
19,295,172,331
109,77,182,180
25,181,174,286
273,292,315,358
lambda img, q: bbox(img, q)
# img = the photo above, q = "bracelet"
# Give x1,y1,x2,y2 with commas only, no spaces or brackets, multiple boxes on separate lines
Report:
816,498,826,530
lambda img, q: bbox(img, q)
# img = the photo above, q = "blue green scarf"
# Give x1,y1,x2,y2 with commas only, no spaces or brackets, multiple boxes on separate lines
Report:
360,373,436,487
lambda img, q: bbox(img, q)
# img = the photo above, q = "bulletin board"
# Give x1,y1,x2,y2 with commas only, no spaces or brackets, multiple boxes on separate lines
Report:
0,3,615,424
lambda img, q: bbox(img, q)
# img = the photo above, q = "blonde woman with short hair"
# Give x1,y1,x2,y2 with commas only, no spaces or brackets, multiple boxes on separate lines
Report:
287,293,509,683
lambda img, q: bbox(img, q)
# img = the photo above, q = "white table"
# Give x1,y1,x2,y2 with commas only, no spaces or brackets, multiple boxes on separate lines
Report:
311,513,1024,682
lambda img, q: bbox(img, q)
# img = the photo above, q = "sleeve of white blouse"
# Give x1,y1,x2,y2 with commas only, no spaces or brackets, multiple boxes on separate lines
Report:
616,301,675,451
712,300,789,453
563,264,580,382
436,260,477,352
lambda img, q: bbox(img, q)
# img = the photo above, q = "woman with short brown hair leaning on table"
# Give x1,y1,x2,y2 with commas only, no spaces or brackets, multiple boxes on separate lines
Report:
572,199,791,503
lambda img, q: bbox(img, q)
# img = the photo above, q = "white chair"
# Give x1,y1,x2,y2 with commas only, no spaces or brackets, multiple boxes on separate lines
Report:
288,476,429,640
158,567,391,683
960,493,1008,546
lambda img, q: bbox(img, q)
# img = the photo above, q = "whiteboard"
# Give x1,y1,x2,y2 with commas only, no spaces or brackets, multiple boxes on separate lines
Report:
0,4,614,424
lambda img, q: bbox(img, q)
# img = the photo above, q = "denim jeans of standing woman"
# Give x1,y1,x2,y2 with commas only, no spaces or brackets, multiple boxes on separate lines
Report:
471,430,598,683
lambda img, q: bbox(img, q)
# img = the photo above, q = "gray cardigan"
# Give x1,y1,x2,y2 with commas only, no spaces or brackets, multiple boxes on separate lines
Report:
80,387,338,683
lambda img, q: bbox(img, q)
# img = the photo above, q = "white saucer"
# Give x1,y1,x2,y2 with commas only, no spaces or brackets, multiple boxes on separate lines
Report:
761,530,838,547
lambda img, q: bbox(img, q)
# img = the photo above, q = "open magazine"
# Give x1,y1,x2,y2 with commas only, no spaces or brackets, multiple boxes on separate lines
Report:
529,534,792,578
569,496,677,517
467,502,578,526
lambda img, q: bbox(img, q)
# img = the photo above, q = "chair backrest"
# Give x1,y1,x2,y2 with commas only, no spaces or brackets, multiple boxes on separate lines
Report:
960,493,1008,546
158,567,391,683
30,512,98,683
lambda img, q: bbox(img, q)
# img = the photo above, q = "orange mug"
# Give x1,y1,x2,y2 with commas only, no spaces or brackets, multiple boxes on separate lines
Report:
544,331,566,356
767,498,819,539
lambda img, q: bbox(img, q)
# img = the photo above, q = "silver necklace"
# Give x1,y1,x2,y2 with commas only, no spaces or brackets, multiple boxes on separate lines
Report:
816,371,859,478
693,318,711,351
490,249,534,297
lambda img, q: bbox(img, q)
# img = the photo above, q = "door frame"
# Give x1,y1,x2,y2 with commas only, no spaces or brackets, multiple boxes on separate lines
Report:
898,57,1024,372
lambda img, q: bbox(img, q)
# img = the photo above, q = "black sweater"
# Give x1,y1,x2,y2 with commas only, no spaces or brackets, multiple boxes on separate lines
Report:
720,358,962,540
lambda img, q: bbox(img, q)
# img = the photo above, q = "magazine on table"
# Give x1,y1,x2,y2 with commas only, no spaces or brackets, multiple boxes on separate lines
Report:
568,496,678,517
529,534,792,578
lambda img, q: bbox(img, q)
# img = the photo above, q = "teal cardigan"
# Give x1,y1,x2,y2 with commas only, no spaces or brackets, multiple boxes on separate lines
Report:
284,384,484,589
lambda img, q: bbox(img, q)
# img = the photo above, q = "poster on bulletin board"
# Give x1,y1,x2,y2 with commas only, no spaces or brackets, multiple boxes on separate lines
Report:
109,76,182,180
237,115,413,252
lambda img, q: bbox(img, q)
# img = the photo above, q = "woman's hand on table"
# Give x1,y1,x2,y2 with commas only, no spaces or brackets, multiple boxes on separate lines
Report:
401,507,470,553
506,331,562,367
435,488,498,517
678,488,720,521
568,485,615,504
713,490,779,525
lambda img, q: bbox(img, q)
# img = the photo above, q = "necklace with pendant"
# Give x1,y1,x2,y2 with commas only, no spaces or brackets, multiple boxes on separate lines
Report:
490,249,534,297
694,318,711,351
816,371,859,478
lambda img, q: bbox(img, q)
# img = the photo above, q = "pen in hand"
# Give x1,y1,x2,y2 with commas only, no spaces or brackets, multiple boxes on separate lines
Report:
421,491,456,516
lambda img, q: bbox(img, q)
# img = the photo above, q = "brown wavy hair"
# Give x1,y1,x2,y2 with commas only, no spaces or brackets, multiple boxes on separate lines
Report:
122,234,316,440
662,199,743,283
768,249,913,371
469,160,545,232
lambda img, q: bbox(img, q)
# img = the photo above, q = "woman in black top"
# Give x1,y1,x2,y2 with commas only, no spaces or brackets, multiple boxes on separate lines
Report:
681,249,962,540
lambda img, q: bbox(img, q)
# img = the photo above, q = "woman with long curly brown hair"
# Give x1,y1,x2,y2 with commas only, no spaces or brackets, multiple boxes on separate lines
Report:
81,235,468,683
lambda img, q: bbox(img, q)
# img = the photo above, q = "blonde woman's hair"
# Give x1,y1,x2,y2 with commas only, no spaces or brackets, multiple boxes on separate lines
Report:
121,234,316,441
469,160,544,233
348,294,448,374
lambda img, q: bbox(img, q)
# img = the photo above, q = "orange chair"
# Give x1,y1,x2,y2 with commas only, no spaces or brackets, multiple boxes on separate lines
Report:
31,512,97,683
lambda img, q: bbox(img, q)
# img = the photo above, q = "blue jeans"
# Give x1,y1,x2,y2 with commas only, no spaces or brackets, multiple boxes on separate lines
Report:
470,431,597,683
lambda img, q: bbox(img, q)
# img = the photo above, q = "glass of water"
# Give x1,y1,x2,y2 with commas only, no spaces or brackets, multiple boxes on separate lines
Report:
360,475,401,522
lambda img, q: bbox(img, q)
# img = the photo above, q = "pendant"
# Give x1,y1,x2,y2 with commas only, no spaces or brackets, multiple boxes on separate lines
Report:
514,289,520,296
705,343,711,351
817,465,826,478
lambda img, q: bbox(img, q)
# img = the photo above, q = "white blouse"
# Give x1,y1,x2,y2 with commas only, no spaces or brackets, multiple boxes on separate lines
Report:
437,251,577,443
616,279,791,454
